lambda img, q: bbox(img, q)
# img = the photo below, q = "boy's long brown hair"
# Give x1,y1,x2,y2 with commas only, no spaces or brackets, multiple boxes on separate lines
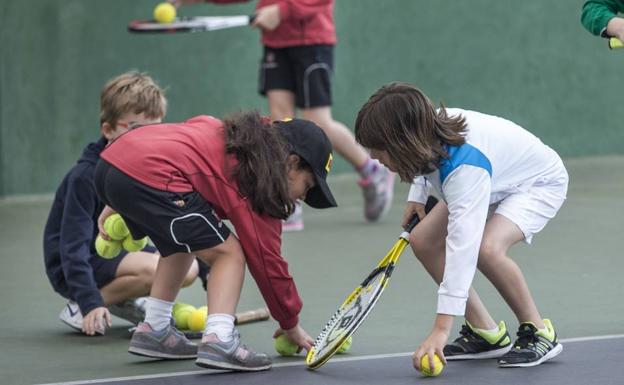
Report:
355,82,467,182
224,111,295,219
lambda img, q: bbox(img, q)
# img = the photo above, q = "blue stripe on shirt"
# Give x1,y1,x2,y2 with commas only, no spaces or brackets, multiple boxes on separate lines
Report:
439,143,492,184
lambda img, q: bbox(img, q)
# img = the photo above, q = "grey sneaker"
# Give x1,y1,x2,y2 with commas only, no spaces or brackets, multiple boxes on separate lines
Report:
109,297,147,325
358,163,395,222
128,321,197,359
59,301,104,335
196,331,272,371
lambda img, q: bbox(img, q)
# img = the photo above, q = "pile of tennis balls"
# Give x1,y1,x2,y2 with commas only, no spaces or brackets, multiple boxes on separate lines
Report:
172,302,208,331
95,214,149,259
274,335,353,356
420,353,444,377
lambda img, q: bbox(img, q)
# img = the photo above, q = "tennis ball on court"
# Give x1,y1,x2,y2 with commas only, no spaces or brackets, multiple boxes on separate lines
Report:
420,354,444,377
95,235,122,259
188,308,207,331
274,334,298,356
104,214,129,240
153,2,176,24
336,336,353,354
173,305,196,330
122,235,148,252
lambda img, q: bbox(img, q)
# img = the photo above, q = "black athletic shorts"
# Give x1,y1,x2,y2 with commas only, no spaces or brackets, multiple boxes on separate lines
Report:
94,160,231,257
259,44,334,109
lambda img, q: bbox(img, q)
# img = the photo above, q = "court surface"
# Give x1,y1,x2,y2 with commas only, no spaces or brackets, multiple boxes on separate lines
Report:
1,156,623,385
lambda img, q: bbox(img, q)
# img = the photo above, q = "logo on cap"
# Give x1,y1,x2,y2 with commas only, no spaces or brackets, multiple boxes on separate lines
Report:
325,153,333,173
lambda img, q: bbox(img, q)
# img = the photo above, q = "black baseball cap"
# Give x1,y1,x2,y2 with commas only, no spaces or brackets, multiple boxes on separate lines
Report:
275,118,337,209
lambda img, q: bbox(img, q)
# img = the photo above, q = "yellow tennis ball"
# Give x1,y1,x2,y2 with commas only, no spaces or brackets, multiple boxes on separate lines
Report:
274,334,298,356
188,308,207,331
197,305,208,315
336,336,352,354
420,354,444,377
153,2,176,24
173,306,195,330
122,236,148,252
95,235,122,259
104,214,129,240
172,302,193,315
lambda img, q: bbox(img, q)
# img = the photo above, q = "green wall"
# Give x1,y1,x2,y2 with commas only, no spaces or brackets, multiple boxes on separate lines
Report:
0,0,619,196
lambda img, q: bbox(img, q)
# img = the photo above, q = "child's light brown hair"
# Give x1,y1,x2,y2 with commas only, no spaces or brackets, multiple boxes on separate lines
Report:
99,71,167,126
355,82,467,182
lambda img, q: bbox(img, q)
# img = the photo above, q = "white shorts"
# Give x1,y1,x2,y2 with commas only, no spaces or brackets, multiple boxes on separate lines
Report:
490,169,569,244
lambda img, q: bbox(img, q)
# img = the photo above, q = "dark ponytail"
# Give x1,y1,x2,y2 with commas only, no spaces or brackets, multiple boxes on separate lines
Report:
224,111,294,219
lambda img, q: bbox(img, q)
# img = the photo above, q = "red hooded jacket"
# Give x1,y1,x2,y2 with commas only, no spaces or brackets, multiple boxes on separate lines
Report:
101,116,302,329
210,0,336,48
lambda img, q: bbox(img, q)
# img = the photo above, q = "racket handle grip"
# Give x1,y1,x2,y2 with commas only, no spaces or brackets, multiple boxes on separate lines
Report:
404,196,439,233
404,214,421,233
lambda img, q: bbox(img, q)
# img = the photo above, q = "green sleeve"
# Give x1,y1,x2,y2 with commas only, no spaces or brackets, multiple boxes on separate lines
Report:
581,0,624,36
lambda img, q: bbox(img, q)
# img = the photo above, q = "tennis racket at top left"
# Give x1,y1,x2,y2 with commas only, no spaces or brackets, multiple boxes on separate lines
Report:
128,15,255,34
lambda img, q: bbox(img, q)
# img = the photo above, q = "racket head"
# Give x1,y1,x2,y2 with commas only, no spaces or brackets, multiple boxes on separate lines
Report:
305,261,393,369
128,15,251,34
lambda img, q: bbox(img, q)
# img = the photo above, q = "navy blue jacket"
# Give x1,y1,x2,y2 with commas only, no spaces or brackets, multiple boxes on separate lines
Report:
43,137,107,315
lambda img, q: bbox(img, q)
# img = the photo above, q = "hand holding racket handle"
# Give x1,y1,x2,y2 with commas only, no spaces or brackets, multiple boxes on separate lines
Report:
609,37,623,49
404,214,421,233
402,196,439,237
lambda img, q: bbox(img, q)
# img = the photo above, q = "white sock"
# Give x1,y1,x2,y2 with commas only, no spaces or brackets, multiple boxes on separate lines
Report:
144,297,174,331
205,313,235,342
474,325,500,335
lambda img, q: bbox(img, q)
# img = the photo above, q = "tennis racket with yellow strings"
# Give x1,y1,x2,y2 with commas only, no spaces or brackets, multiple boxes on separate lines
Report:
306,196,438,369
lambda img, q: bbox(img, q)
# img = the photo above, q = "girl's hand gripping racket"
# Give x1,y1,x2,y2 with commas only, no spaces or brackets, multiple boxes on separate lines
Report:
306,197,438,369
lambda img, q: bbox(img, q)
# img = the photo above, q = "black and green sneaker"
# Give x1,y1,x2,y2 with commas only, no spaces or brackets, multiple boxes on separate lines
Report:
498,319,562,367
444,320,512,360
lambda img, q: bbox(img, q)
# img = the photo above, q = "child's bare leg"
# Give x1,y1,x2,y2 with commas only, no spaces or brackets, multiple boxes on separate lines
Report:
478,214,544,329
410,201,497,329
149,252,197,302
100,252,197,305
267,90,296,120
195,234,246,316
301,106,368,168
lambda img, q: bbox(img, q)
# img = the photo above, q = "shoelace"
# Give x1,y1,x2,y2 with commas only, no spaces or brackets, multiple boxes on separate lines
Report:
457,324,480,342
514,326,538,349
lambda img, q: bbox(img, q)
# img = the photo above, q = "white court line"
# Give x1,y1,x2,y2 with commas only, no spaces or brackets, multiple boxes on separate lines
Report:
35,333,624,385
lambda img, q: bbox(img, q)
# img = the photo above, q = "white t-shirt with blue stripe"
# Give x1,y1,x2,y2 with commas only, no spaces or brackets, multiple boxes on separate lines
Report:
407,108,564,316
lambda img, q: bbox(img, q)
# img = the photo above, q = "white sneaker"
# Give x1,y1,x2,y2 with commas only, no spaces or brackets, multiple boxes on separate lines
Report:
59,301,105,335
59,301,83,331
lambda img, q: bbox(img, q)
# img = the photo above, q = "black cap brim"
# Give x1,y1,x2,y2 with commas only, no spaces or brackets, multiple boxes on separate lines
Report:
304,171,337,209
